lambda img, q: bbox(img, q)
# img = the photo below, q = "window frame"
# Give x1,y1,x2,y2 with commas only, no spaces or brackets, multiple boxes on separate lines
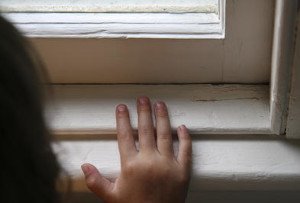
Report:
2,0,299,137
46,0,299,137
285,1,300,139
2,0,224,39
270,0,298,136
3,0,274,84
50,1,300,198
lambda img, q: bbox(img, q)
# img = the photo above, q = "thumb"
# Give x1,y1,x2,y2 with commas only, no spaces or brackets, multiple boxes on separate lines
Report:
81,163,114,199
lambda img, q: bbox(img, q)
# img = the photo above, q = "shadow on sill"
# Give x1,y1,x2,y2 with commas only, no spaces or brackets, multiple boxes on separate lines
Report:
53,132,300,141
61,191,300,203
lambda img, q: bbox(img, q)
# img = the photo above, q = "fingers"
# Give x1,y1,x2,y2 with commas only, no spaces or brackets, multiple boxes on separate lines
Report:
154,101,173,157
137,97,156,151
81,163,114,200
116,104,137,163
177,125,192,172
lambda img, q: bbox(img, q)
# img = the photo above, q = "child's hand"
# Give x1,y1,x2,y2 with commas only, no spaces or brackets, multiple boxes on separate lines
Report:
81,96,192,203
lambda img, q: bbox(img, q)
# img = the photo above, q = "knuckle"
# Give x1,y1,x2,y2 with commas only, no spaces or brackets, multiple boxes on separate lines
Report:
144,160,156,171
185,134,192,142
158,132,171,140
138,105,151,113
145,157,171,172
137,157,157,174
118,129,131,139
139,126,153,136
123,161,136,176
160,165,172,176
117,111,129,119
156,109,168,118
85,176,97,189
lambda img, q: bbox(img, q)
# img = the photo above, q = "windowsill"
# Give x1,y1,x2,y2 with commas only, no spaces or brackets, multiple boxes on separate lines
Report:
46,84,271,137
48,84,300,194
53,136,300,193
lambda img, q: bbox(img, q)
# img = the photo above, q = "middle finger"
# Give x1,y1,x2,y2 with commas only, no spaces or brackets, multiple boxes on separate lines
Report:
137,96,156,151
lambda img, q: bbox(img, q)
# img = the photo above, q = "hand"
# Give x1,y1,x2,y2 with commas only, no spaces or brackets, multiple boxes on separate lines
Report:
81,96,192,203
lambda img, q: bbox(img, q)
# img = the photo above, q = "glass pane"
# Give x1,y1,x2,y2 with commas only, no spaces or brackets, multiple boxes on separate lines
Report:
0,0,218,13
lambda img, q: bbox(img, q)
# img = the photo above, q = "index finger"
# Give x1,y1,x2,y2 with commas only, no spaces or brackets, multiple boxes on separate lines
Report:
116,104,137,163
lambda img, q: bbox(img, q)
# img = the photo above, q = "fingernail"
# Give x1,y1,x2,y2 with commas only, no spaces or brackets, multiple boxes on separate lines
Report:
81,163,92,175
155,101,165,110
117,104,127,112
179,125,187,132
138,96,149,105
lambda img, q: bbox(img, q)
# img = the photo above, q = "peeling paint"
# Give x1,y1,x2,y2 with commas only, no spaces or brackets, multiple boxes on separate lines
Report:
191,85,268,102
47,84,271,135
194,97,263,102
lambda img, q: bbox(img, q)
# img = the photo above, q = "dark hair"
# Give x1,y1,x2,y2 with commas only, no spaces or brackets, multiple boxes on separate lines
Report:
0,15,60,203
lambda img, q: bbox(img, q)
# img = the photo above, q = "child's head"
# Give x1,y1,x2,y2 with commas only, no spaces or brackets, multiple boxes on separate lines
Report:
0,15,60,203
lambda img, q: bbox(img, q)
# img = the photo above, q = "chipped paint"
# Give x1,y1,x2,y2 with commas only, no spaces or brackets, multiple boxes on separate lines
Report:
191,85,268,102
47,84,271,136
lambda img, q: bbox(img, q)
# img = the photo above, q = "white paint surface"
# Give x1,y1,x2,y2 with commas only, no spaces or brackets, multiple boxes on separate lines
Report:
4,12,223,39
286,7,300,139
0,0,218,13
53,136,300,193
270,0,298,135
1,0,222,39
25,0,272,83
46,84,270,136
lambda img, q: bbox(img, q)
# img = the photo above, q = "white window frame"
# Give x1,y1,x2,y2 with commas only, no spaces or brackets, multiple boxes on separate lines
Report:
49,2,300,199
2,0,299,138
2,12,224,39
270,0,298,137
3,2,300,199
285,1,300,139
46,0,299,138
3,0,274,84
2,1,224,39
50,1,300,198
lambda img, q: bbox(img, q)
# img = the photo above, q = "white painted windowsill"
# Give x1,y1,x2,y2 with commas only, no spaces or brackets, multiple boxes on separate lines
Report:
54,138,300,194
48,85,300,195
47,84,270,136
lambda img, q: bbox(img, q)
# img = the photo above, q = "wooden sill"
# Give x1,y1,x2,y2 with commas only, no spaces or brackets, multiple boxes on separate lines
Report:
49,84,300,194
46,84,271,138
53,136,300,193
